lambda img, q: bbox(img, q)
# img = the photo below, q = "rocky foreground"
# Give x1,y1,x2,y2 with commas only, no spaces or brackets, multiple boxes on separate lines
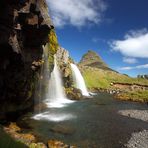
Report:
125,130,148,148
3,123,76,148
118,109,148,148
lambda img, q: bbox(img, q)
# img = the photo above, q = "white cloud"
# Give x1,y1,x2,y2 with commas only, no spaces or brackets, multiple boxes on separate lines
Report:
119,64,148,71
110,28,148,58
123,57,138,64
46,0,107,28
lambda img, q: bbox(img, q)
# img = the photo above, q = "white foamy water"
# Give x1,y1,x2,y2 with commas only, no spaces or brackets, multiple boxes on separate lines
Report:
33,45,74,122
44,56,73,108
33,112,76,122
70,63,89,96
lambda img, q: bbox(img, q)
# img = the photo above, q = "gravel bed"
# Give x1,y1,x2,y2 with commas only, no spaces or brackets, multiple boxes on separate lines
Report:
118,109,148,122
118,109,148,148
125,130,148,148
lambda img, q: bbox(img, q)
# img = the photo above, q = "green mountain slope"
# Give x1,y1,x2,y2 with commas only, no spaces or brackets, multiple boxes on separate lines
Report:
79,50,115,71
78,50,148,89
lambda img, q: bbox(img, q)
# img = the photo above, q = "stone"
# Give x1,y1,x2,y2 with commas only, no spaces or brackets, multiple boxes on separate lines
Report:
56,47,69,64
29,143,47,148
34,103,47,112
66,87,83,100
4,123,36,145
48,140,74,148
8,122,21,132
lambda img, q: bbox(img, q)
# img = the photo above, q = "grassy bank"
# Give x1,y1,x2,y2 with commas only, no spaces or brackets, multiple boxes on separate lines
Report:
80,66,148,102
81,66,148,88
115,90,148,103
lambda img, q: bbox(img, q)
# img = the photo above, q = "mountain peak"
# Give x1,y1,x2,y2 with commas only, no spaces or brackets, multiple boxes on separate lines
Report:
79,50,114,71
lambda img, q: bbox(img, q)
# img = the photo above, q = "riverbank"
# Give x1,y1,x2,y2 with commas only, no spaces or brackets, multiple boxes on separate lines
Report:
17,93,148,147
114,90,148,103
118,109,148,148
0,93,148,148
89,87,148,103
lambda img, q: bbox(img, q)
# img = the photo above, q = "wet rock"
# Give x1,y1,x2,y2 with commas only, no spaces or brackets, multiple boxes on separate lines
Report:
29,142,47,148
48,140,76,148
4,122,36,145
66,87,83,100
7,122,21,132
18,133,36,143
34,103,47,112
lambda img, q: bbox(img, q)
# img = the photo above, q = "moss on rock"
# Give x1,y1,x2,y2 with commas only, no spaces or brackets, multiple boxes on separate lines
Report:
65,87,83,100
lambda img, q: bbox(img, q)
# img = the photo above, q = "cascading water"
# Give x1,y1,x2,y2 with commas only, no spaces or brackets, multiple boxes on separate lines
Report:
44,55,73,108
33,45,74,122
70,63,89,96
34,44,49,113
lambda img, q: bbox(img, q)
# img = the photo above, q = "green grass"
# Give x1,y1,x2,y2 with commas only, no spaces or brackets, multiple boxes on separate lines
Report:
116,90,148,102
81,66,148,89
80,66,148,102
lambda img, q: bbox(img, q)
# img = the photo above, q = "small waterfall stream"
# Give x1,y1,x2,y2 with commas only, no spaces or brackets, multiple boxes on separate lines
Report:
70,63,89,96
33,45,74,122
44,55,73,108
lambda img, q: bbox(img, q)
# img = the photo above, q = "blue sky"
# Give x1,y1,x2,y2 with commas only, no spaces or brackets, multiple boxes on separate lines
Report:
47,0,148,77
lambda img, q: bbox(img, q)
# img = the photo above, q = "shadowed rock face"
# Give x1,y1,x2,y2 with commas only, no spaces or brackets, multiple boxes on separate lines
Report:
0,0,53,120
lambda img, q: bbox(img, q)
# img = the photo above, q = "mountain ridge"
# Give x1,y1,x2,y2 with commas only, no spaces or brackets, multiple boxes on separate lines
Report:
79,50,116,72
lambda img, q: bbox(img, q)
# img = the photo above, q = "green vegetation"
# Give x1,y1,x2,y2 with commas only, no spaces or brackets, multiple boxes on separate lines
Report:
48,29,59,55
81,66,148,89
116,90,148,102
47,29,59,69
79,50,113,71
78,50,148,102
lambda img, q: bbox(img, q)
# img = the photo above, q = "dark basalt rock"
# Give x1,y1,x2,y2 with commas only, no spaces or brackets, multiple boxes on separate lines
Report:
0,0,52,120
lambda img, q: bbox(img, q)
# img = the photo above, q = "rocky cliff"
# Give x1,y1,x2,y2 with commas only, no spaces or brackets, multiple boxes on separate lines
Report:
56,47,83,100
0,0,56,121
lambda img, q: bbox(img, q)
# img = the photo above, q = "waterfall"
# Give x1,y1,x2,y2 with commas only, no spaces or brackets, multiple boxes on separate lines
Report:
34,45,72,109
34,44,49,113
70,63,89,96
33,45,74,121
45,55,72,108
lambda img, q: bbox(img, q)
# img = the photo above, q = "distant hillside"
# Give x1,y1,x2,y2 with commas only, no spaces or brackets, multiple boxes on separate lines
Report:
79,50,115,72
78,50,148,89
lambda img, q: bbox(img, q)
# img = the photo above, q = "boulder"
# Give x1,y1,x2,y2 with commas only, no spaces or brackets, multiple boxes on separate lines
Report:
34,103,47,112
66,87,83,100
48,140,76,148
